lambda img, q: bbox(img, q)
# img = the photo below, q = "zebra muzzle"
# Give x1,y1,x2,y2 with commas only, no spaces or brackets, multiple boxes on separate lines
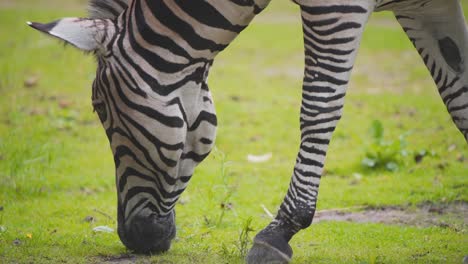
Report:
118,209,176,254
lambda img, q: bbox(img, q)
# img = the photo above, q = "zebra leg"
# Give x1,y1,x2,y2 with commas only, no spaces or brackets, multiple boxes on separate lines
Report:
246,2,373,263
393,0,468,141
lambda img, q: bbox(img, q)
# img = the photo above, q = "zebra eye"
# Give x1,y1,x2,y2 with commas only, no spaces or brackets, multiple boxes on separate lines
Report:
92,100,107,122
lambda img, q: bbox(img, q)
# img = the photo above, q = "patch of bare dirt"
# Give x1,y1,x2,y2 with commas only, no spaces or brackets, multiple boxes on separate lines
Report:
97,254,176,264
350,51,435,95
262,66,303,80
98,254,139,264
314,202,468,229
260,50,433,95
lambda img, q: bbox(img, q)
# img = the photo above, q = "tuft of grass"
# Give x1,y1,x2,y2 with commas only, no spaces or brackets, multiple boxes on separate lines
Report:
361,120,409,171
235,217,254,258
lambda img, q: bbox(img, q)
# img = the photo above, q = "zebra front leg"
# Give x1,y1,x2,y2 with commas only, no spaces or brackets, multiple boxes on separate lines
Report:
393,0,468,141
246,2,373,263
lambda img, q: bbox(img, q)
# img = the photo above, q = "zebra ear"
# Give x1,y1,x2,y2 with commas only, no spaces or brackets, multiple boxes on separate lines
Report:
27,18,107,52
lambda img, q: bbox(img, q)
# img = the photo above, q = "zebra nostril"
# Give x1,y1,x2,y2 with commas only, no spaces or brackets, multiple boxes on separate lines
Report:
118,210,176,254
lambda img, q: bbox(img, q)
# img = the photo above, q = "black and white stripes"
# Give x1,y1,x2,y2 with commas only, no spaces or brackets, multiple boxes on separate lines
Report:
258,2,374,244
29,0,467,261
88,1,272,227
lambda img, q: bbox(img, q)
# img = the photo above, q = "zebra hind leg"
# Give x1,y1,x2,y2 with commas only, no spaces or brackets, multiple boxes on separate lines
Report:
394,0,468,141
246,1,373,263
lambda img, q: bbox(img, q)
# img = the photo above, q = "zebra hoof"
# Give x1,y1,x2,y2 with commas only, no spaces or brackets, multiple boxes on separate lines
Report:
246,237,292,264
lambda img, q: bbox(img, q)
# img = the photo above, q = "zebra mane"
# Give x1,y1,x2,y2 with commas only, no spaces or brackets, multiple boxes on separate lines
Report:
88,0,129,19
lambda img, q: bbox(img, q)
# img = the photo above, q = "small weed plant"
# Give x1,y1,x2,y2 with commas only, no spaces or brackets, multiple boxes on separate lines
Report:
235,217,254,257
219,217,254,259
361,120,409,171
203,147,237,227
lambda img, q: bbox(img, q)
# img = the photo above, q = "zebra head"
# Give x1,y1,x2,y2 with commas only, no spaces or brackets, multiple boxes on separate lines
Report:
28,3,217,253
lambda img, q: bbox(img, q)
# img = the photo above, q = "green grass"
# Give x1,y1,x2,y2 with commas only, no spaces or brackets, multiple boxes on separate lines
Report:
1,1,467,263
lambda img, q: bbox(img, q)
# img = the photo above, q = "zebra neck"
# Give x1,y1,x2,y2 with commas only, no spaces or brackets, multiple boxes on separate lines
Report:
125,0,271,61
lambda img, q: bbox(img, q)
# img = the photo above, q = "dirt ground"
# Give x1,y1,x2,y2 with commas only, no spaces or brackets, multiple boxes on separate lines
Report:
314,201,468,229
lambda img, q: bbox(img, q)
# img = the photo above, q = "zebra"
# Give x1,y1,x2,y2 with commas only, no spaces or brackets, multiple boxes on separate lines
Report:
28,0,467,263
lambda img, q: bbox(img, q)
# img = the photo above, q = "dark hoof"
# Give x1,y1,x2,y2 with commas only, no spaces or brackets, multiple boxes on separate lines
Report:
246,239,292,264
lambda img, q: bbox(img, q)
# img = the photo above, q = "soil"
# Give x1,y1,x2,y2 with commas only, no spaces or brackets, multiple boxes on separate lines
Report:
99,254,138,264
314,201,468,229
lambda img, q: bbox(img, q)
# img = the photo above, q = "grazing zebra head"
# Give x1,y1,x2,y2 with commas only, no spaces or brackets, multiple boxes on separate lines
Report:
28,0,269,254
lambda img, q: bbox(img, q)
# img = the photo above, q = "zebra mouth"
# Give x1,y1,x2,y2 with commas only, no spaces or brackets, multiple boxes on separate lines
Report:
117,206,176,254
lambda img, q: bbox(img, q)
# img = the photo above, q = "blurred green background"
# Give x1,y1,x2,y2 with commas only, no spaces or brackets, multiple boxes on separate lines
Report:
0,1,467,263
